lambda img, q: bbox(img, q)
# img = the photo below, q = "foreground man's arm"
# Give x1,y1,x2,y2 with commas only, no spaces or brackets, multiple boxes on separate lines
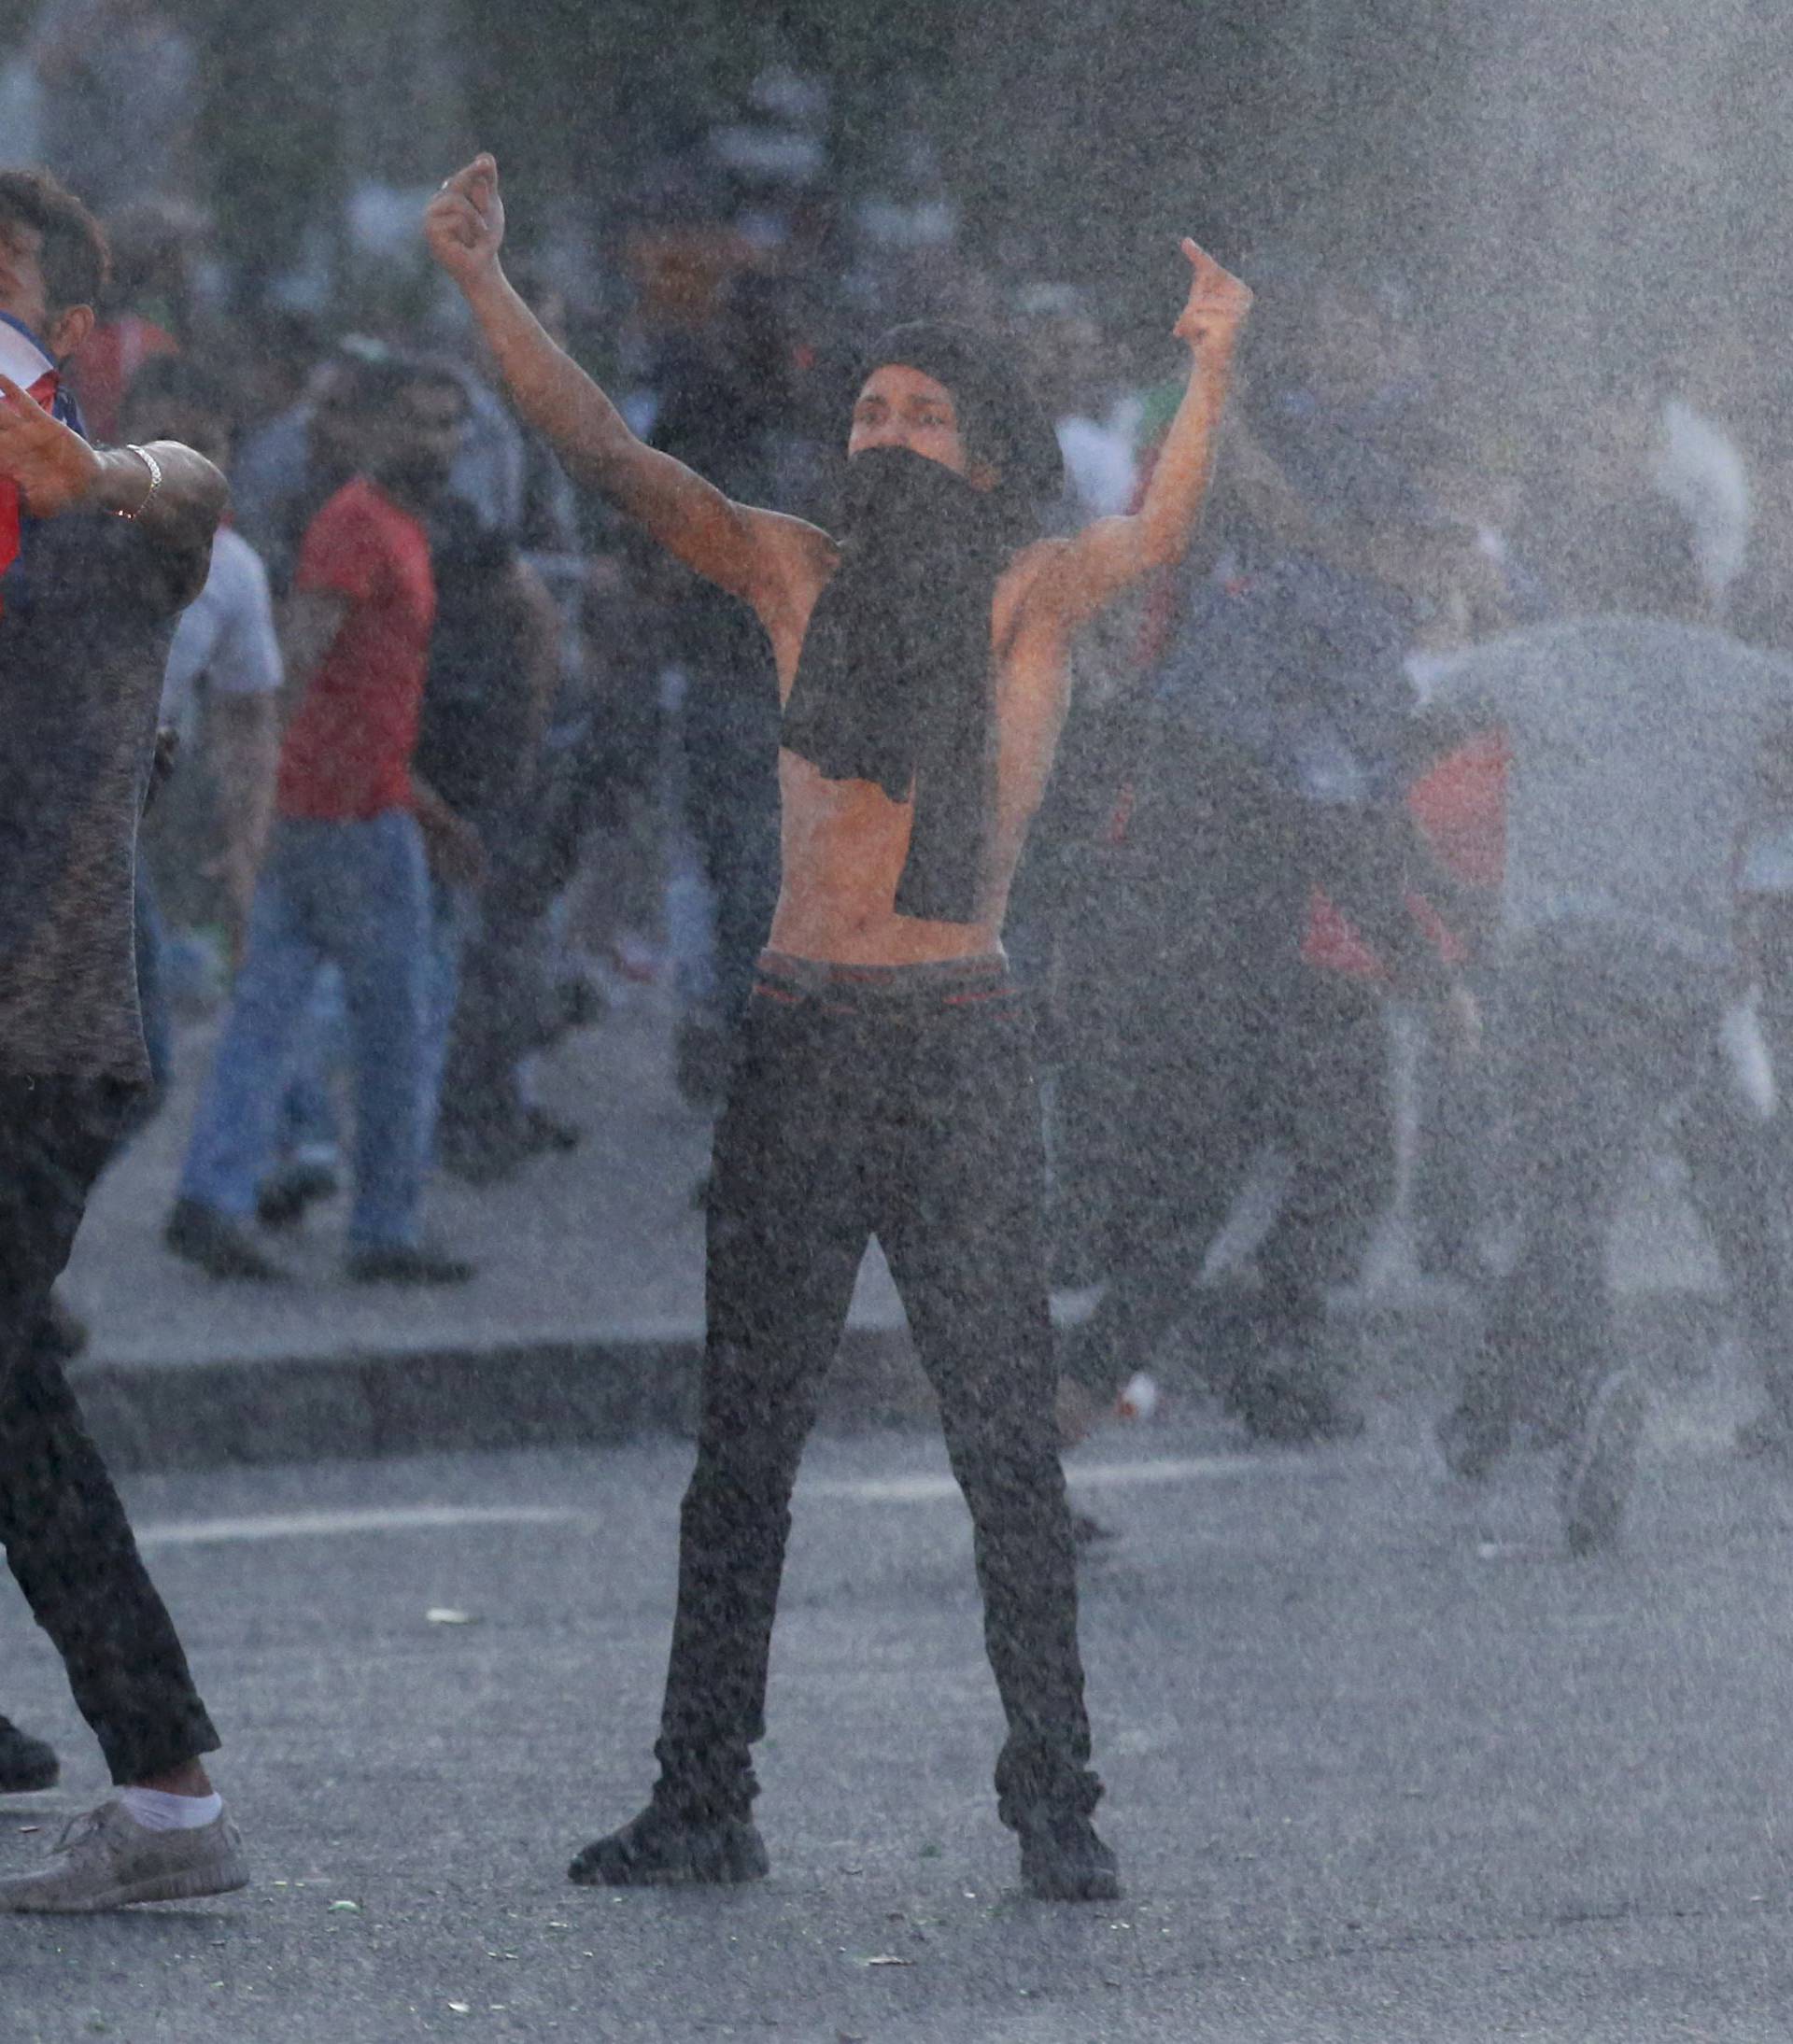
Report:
0,372,224,600
424,155,826,628
1025,239,1251,640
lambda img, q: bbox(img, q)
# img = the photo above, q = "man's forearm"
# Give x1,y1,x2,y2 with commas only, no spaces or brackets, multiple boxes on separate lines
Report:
1133,334,1239,570
459,269,639,490
90,441,227,560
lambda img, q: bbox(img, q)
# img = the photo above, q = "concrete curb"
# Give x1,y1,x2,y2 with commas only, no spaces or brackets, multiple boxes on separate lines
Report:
74,1287,1731,1475
76,1321,935,1474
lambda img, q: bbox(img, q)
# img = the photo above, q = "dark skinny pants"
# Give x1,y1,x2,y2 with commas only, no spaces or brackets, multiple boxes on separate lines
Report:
653,957,1099,1829
0,1076,219,1783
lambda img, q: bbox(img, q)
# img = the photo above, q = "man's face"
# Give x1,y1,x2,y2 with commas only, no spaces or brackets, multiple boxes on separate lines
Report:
848,366,985,483
304,362,366,479
375,380,467,500
0,217,91,359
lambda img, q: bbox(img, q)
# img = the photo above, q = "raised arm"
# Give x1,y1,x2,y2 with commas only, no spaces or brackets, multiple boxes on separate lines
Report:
1023,238,1250,642
424,156,826,626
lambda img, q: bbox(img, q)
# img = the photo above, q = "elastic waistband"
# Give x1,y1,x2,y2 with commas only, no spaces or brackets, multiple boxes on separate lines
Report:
753,949,1014,1010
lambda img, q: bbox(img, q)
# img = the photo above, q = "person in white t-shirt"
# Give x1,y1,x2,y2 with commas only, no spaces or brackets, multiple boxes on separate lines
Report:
122,357,281,965
1427,497,1793,1551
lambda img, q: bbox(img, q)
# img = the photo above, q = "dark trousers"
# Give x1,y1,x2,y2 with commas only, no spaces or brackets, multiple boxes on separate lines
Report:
0,1077,219,1783
1066,957,1393,1402
1408,984,1496,1281
653,958,1098,1829
1461,928,1757,1436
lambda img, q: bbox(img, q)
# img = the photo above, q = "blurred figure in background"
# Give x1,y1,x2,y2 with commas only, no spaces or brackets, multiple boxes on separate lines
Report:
64,200,198,442
166,358,481,1287
416,481,564,1182
127,356,282,971
1382,508,1513,1285
1016,281,1141,527
648,274,798,1109
231,343,380,598
1057,426,1475,1445
1430,496,1793,1551
25,0,198,218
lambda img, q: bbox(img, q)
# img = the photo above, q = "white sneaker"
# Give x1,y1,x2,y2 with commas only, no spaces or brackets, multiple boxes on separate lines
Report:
0,1797,247,1912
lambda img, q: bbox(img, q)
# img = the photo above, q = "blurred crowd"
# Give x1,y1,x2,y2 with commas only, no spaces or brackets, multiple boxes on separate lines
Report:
9,19,1793,1473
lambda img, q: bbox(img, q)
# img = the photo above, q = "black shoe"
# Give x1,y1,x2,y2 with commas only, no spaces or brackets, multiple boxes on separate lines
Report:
1232,1365,1365,1445
255,1160,339,1230
1015,1807,1121,1903
0,1719,59,1796
344,1244,476,1287
1561,1368,1647,1558
568,1802,769,1888
164,1199,291,1282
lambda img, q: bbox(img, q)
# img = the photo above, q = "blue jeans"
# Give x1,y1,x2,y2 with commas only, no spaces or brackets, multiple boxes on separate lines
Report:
266,878,469,1178
178,813,431,1250
275,968,346,1168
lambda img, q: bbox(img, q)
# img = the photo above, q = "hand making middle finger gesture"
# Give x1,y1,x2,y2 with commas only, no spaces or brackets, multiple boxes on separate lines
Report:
1173,236,1253,354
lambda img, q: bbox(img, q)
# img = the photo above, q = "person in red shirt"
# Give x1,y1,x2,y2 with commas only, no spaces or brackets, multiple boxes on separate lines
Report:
165,357,482,1284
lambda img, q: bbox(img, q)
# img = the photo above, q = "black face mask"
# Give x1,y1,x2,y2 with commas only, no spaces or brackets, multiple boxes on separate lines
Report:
839,443,1001,554
782,446,1020,926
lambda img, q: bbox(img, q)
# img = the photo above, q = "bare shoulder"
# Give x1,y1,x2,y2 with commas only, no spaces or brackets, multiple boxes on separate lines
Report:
747,507,839,592
752,512,840,694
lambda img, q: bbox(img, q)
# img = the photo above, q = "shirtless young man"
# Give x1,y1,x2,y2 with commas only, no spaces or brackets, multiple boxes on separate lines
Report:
427,154,1249,1903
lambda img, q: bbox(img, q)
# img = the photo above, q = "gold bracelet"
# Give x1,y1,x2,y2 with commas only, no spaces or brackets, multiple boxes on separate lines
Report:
113,444,163,521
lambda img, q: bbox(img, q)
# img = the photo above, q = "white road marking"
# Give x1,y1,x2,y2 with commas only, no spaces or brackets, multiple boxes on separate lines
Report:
805,1454,1306,1505
133,1455,1303,1547
135,1503,590,1547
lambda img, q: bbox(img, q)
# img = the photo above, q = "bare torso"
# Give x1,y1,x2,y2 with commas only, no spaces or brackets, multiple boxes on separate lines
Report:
761,539,1074,966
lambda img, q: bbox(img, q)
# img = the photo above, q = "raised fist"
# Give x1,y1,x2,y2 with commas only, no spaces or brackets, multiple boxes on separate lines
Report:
424,154,507,289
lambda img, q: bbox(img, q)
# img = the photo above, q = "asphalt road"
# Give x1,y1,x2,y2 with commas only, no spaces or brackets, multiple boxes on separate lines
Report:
5,1377,1793,2043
